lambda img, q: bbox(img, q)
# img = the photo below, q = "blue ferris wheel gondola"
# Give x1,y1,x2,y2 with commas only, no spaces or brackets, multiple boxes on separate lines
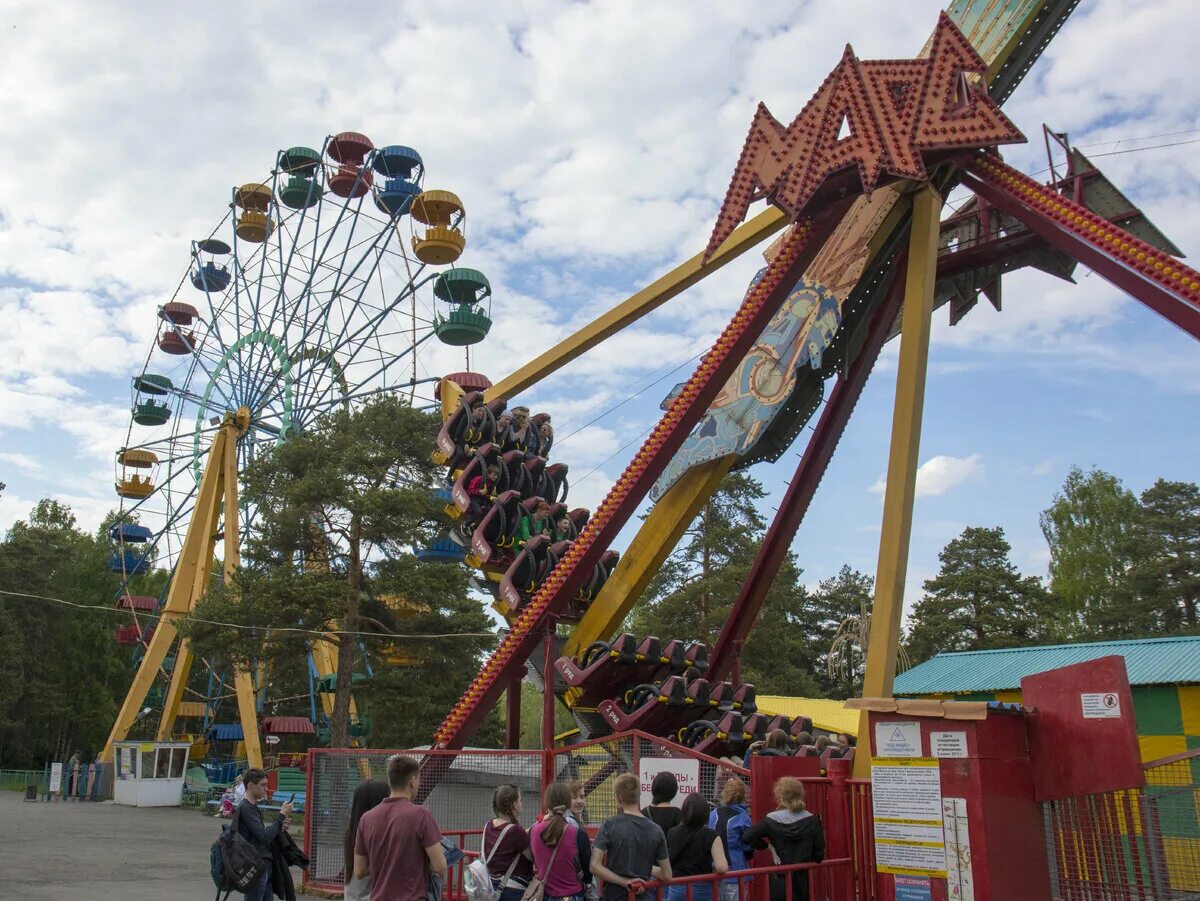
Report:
109,523,153,543
108,550,151,575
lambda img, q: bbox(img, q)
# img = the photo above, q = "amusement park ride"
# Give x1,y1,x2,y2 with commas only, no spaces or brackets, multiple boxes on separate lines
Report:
104,0,1200,787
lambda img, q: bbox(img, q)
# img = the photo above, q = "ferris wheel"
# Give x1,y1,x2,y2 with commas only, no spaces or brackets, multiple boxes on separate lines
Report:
108,131,494,647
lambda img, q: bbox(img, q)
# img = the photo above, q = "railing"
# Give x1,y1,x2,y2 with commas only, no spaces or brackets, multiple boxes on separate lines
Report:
0,769,48,793
623,859,855,901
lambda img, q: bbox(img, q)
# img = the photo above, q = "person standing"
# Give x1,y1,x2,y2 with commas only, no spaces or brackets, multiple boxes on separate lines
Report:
567,780,589,827
641,772,681,834
353,755,447,901
530,782,592,901
591,773,672,901
743,778,824,901
484,784,533,901
233,773,247,806
344,781,389,901
237,768,295,901
666,794,728,901
708,778,751,901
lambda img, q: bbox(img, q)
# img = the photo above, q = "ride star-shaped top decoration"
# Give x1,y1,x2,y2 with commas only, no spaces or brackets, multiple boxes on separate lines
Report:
704,12,1025,260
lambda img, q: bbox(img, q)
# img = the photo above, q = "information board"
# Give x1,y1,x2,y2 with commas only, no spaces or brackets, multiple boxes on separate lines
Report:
875,721,922,757
930,731,968,758
871,758,946,877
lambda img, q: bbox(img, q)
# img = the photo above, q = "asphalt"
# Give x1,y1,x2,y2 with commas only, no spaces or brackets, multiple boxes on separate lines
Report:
0,790,309,900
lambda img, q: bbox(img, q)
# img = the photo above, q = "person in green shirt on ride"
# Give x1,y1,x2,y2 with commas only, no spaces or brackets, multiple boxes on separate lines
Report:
514,500,551,548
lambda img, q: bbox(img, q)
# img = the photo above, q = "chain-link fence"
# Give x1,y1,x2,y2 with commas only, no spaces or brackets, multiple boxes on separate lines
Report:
1044,749,1200,899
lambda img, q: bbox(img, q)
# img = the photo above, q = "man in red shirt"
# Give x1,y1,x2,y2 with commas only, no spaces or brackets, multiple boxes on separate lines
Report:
354,755,446,901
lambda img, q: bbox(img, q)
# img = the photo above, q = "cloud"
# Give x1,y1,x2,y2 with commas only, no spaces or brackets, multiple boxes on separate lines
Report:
872,453,984,499
0,453,46,476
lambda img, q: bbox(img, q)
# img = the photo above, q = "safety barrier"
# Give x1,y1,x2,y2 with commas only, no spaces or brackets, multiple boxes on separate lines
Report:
625,859,854,901
1043,748,1200,898
303,733,882,899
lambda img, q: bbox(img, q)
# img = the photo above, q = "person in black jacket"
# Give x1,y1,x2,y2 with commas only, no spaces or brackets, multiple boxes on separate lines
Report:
743,777,824,901
237,767,295,901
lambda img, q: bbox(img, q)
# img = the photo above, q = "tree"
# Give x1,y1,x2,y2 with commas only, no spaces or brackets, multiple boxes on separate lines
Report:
631,473,822,697
907,527,1051,663
1127,479,1200,632
808,566,877,698
0,499,132,766
1040,467,1146,638
183,395,498,748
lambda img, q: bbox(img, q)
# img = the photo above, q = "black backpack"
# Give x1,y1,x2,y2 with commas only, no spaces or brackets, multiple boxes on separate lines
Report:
210,804,267,900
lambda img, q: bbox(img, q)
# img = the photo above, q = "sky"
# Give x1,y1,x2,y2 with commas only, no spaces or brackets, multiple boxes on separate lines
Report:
0,0,1198,627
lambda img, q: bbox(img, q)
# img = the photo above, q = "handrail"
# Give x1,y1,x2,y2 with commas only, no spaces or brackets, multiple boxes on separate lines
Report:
623,858,854,901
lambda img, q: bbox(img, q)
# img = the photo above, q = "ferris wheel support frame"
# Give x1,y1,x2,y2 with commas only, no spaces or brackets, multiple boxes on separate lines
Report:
102,409,263,769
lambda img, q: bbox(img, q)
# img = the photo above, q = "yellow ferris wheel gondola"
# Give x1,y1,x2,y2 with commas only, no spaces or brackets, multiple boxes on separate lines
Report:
115,448,158,499
411,189,466,264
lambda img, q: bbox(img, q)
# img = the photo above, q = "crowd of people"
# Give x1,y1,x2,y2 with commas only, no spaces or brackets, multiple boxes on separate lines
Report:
342,759,825,901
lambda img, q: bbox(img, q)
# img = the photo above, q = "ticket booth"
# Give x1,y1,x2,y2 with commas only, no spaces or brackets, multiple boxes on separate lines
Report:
112,740,191,807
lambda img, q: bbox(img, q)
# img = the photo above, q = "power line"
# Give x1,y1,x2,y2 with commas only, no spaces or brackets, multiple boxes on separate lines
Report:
0,589,497,641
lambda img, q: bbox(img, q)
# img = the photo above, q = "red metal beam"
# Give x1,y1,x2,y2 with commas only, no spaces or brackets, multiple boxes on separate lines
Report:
961,153,1200,340
707,253,909,682
433,199,854,750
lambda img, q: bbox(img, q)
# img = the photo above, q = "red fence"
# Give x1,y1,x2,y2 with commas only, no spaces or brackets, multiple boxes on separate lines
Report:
303,732,883,898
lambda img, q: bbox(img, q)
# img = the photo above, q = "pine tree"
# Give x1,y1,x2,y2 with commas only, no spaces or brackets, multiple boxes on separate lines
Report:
1129,479,1200,631
809,566,876,698
907,527,1050,662
631,473,821,696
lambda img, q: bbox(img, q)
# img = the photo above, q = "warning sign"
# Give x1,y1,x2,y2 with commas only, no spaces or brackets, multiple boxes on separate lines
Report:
894,875,932,901
1081,692,1121,719
638,757,699,809
872,758,946,877
875,720,922,757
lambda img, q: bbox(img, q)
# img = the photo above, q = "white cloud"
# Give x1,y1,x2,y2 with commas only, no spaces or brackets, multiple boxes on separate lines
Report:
0,453,45,475
872,453,984,499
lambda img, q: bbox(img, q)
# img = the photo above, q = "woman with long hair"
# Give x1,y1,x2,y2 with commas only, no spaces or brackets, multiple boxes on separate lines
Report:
344,780,389,901
743,778,825,901
484,783,534,901
530,782,592,901
666,793,728,901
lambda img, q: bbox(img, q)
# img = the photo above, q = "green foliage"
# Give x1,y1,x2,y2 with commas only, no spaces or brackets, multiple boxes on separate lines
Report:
1128,479,1200,631
181,394,499,749
907,527,1051,663
0,499,132,767
631,473,821,697
808,565,876,698
1040,466,1142,637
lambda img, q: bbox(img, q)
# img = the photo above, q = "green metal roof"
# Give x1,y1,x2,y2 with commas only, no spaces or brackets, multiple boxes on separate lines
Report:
894,635,1200,694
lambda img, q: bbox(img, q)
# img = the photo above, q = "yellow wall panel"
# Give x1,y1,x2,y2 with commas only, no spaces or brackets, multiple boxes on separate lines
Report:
1139,734,1187,765
1178,685,1200,736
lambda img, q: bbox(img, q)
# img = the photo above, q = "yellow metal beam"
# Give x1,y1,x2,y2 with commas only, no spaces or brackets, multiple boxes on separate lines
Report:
155,639,195,741
102,428,230,761
224,425,263,769
561,455,735,666
855,185,943,778
485,208,789,403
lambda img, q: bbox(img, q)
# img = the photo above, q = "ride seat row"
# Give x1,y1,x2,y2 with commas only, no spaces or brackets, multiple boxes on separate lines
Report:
555,634,710,706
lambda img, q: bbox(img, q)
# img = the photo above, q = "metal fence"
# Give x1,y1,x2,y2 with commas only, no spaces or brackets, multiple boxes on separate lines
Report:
1044,749,1200,899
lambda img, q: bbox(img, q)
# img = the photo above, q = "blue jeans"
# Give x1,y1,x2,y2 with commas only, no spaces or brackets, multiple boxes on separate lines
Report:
718,881,740,901
244,861,271,900
667,883,712,901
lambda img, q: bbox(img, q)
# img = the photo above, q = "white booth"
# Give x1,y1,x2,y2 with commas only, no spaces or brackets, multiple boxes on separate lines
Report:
112,741,191,807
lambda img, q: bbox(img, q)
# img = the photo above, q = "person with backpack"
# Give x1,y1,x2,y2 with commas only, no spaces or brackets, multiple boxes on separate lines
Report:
742,778,825,901
482,784,534,901
591,773,672,901
236,768,295,901
344,781,389,901
528,782,592,901
666,794,728,901
707,778,751,901
353,754,447,901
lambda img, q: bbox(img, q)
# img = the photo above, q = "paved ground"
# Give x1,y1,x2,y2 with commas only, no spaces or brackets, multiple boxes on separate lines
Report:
0,791,308,900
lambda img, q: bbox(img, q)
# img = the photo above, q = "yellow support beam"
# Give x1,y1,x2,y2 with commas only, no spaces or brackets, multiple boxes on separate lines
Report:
485,208,788,403
855,185,943,778
102,427,230,762
155,639,195,741
561,455,735,666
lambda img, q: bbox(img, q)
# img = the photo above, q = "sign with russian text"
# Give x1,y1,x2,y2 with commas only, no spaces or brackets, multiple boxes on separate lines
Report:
638,757,700,809
872,758,946,877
